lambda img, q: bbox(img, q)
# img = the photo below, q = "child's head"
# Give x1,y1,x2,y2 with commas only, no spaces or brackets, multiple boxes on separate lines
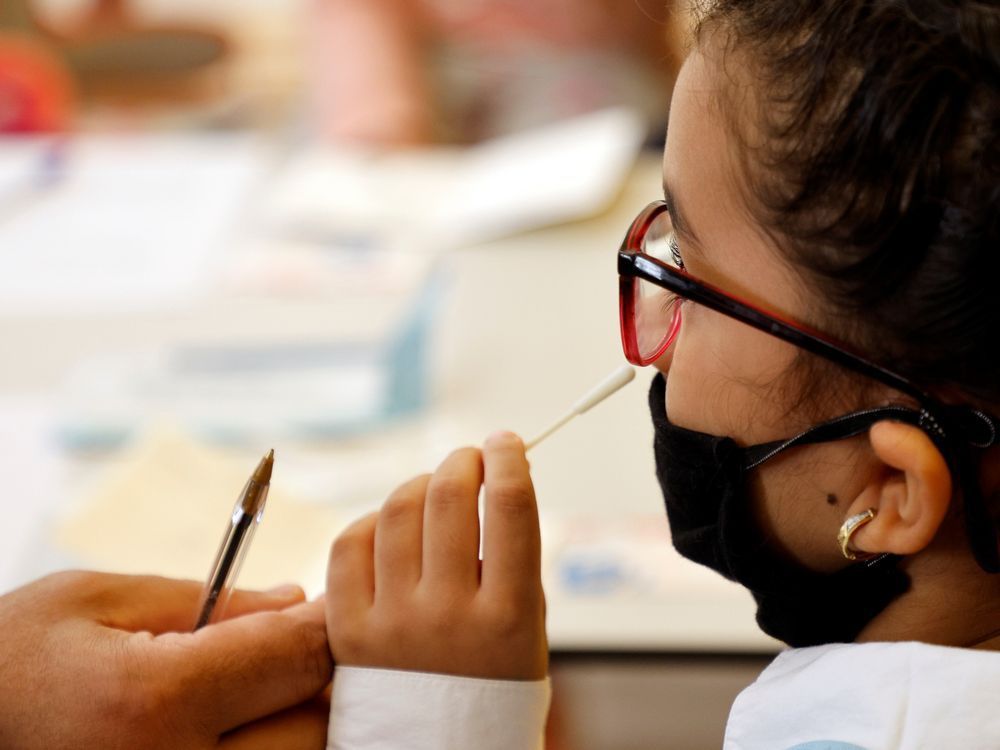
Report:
638,0,999,644
689,0,999,408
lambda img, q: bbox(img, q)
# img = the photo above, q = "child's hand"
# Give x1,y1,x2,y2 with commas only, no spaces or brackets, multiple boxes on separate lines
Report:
325,431,548,680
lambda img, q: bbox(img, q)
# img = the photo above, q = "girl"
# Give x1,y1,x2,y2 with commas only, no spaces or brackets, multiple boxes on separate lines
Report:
323,1,1000,747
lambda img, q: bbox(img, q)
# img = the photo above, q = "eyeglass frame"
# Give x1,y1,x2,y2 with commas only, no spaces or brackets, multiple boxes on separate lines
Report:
617,200,999,447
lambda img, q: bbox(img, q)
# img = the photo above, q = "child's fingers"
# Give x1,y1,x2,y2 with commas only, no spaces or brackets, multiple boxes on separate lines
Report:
422,448,483,591
374,475,429,603
327,512,378,619
480,432,542,603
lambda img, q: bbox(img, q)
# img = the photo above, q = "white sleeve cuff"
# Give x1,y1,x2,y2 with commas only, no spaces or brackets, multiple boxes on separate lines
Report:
327,666,551,750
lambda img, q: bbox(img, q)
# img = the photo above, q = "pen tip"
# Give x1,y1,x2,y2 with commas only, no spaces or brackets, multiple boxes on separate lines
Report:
254,449,274,484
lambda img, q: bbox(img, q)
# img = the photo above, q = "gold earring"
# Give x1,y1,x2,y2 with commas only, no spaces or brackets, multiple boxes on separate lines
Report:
838,509,878,561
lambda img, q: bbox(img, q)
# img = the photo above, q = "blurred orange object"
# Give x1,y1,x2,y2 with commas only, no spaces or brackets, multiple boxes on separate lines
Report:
0,33,75,133
1,0,229,114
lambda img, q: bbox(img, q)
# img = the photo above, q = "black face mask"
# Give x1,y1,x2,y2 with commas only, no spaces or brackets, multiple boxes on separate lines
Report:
648,372,919,647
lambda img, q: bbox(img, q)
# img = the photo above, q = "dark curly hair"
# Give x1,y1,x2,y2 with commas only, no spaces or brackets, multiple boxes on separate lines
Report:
692,0,1000,408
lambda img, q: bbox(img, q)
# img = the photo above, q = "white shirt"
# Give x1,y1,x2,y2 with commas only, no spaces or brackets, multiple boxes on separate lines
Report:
724,641,1000,750
326,641,1000,749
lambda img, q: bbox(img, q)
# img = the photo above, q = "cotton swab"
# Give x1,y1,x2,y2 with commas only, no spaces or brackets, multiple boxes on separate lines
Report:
524,365,636,451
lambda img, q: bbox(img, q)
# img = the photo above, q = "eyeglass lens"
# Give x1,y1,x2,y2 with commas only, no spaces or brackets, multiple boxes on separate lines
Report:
632,209,683,362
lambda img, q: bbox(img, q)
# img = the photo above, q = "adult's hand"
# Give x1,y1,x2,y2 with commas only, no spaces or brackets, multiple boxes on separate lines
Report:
326,431,548,680
0,571,333,750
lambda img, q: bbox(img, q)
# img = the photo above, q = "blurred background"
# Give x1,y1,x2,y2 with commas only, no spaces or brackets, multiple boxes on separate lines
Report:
0,1,776,748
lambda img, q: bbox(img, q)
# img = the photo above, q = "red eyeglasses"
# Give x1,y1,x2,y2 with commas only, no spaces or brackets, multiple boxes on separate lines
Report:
618,200,937,405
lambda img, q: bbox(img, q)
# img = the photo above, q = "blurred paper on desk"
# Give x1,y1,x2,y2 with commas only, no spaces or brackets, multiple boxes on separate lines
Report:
0,135,264,314
55,427,339,594
0,398,62,593
264,107,646,249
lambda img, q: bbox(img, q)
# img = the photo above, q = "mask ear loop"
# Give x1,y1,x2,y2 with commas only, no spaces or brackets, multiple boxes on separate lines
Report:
741,401,1000,574
739,406,928,572
742,405,928,471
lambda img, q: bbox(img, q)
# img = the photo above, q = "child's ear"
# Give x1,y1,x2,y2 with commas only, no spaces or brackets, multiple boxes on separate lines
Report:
845,421,952,557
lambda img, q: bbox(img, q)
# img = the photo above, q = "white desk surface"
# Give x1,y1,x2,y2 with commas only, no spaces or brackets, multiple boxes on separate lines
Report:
0,152,779,655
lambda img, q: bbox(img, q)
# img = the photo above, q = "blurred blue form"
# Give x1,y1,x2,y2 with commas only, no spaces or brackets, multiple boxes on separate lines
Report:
55,269,444,448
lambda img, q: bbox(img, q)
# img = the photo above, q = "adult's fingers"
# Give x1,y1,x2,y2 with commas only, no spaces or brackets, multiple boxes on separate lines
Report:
422,448,483,590
480,432,542,601
222,585,308,621
144,598,332,735
327,512,377,621
218,697,330,750
52,572,305,635
374,475,429,603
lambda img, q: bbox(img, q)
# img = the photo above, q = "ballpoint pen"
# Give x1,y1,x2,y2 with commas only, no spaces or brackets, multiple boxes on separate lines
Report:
193,449,273,630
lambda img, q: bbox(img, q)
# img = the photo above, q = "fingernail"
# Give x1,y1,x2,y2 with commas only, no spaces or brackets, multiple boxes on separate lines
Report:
266,583,302,599
486,430,521,447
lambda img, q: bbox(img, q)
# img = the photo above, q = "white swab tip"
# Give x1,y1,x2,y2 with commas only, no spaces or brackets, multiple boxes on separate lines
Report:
571,364,636,414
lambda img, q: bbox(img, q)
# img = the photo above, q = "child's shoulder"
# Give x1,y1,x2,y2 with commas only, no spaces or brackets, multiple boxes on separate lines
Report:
724,641,1000,750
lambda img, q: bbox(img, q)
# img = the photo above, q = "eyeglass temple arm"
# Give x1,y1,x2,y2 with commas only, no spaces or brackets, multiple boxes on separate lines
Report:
622,251,1000,447
623,252,929,403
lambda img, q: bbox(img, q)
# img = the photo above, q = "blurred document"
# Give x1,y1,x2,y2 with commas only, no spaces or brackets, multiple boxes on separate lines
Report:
0,135,264,314
264,107,647,248
0,399,61,593
539,512,780,651
55,427,338,594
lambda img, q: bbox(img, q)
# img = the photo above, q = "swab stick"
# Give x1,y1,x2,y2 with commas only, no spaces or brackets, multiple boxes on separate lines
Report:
524,365,636,451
